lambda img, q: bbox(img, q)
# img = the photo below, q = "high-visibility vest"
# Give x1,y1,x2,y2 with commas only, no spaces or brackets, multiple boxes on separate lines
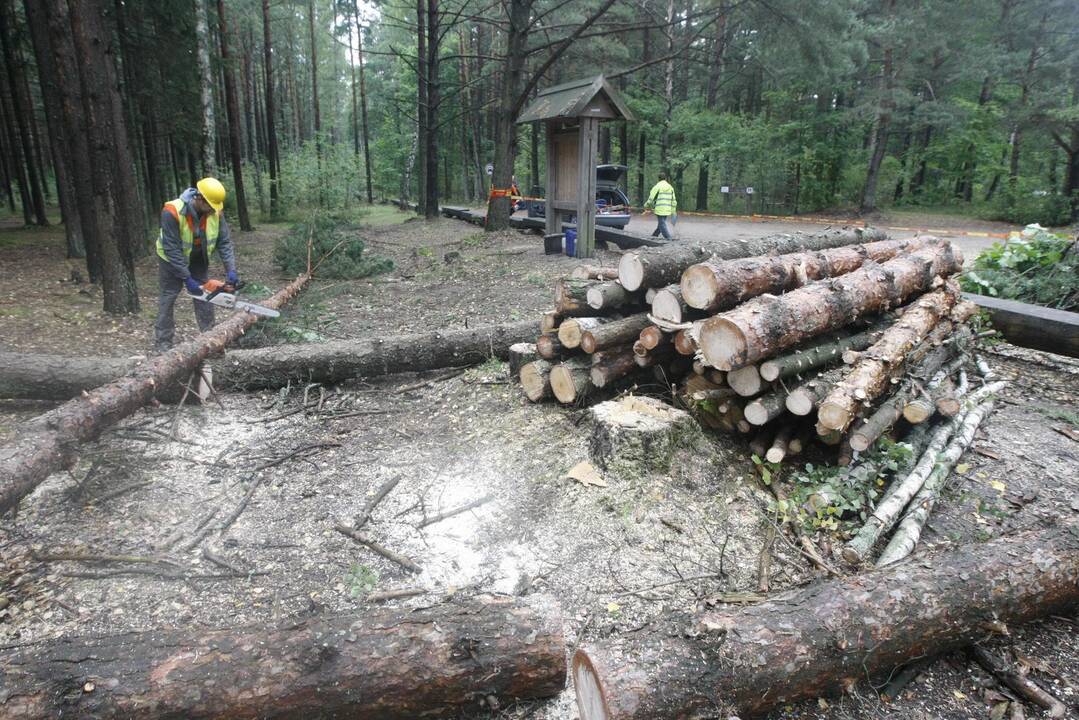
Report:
156,198,220,262
647,180,677,215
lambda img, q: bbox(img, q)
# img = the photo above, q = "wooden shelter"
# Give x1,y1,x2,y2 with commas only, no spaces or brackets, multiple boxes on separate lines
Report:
517,76,634,258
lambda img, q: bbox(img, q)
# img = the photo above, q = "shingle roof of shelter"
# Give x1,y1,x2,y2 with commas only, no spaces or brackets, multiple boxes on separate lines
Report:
517,75,634,124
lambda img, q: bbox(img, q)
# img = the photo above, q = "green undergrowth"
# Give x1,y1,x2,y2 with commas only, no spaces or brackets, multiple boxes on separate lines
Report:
961,224,1079,311
756,439,914,534
273,213,393,280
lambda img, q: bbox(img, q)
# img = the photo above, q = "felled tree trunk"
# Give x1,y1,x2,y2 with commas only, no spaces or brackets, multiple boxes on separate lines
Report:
681,236,933,312
0,320,541,402
573,523,1079,720
698,242,963,371
618,227,888,291
0,274,310,515
817,285,958,432
0,596,566,720
590,347,640,388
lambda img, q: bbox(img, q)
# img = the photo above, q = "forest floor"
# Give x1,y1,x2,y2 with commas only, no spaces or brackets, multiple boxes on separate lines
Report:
1,206,1077,720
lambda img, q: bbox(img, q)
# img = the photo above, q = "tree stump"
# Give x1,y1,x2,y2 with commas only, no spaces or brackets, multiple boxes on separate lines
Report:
589,396,699,479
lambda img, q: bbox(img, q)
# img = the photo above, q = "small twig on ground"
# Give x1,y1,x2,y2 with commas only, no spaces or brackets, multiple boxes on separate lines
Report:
90,480,152,504
354,476,402,529
417,494,494,528
335,524,421,573
32,552,185,569
170,376,196,439
202,548,250,575
879,656,934,701
393,369,467,394
366,587,427,602
970,645,1067,717
757,522,776,593
68,460,103,499
252,401,318,423
613,572,724,599
320,409,395,420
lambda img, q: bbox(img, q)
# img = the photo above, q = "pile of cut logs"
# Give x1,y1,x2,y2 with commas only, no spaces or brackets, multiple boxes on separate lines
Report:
515,227,985,468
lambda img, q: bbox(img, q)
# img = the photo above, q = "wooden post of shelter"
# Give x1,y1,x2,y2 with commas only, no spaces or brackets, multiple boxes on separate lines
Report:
518,76,634,259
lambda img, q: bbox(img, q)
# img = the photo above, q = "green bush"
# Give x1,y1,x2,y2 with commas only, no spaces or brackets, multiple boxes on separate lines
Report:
961,224,1079,310
273,214,393,279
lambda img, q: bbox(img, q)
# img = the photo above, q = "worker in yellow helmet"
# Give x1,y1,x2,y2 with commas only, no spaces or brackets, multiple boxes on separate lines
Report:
153,177,237,352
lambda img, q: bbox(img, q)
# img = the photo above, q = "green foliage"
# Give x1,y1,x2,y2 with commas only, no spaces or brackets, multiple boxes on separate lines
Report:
773,439,915,533
273,214,393,280
961,225,1079,310
1035,405,1079,426
344,563,379,597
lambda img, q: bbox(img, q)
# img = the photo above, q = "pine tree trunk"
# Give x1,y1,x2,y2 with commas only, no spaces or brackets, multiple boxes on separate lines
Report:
424,0,440,218
262,0,280,218
22,0,83,255
194,0,216,175
217,0,252,230
355,4,374,203
0,0,47,225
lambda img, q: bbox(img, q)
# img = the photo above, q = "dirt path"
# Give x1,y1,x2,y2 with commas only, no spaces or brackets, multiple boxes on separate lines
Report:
1,209,1077,720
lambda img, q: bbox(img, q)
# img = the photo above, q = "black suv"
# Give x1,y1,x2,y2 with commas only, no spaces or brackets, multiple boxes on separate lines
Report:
527,164,632,230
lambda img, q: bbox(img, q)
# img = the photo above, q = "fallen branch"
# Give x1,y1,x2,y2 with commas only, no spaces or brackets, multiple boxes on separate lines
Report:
418,494,495,528
335,524,422,573
970,645,1068,718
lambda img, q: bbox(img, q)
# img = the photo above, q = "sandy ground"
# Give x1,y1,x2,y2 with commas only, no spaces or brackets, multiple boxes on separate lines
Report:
1,208,1077,720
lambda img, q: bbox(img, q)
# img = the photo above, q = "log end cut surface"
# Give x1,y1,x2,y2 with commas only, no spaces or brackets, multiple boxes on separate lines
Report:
618,254,644,292
680,264,718,310
699,318,747,372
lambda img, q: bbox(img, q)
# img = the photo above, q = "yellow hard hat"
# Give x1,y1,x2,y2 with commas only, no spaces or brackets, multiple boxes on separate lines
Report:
196,177,226,212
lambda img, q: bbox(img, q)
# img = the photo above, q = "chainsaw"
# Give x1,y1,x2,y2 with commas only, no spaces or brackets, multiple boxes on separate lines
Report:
191,279,280,318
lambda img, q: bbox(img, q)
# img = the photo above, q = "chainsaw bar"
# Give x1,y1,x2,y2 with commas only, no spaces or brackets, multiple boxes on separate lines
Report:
193,290,280,318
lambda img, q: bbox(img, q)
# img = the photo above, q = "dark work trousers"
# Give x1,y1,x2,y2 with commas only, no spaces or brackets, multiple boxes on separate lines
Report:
154,257,214,351
650,214,673,241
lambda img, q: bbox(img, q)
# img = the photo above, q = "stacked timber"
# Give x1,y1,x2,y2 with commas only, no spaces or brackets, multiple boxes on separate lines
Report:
516,228,983,467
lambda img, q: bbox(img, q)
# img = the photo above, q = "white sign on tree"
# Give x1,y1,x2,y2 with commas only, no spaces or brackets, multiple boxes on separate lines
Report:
486,163,494,176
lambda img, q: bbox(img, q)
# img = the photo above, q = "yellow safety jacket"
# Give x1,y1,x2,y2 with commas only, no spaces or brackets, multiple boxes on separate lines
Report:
646,180,677,216
156,198,220,262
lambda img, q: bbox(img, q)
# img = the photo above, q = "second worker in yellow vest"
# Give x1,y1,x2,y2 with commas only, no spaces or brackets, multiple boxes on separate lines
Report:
153,177,237,352
643,172,677,241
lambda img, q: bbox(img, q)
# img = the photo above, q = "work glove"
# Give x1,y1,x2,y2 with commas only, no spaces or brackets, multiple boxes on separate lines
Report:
227,270,238,286
185,276,203,295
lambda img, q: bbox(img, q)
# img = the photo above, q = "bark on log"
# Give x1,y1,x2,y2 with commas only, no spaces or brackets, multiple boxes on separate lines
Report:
681,236,934,312
571,265,619,280
581,315,652,354
698,242,964,371
573,523,1079,720
618,227,888,292
521,360,554,401
744,387,790,426
843,382,1005,564
785,365,848,416
0,274,310,514
590,347,639,388
508,343,538,376
586,282,637,311
541,311,561,333
818,286,959,432
536,333,567,361
0,320,541,402
555,279,619,317
758,322,890,383
876,399,997,566
650,285,690,324
550,358,593,404
217,320,540,391
0,596,566,720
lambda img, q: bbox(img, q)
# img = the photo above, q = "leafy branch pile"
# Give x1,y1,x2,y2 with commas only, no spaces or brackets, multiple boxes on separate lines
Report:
273,214,393,280
961,224,1079,310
